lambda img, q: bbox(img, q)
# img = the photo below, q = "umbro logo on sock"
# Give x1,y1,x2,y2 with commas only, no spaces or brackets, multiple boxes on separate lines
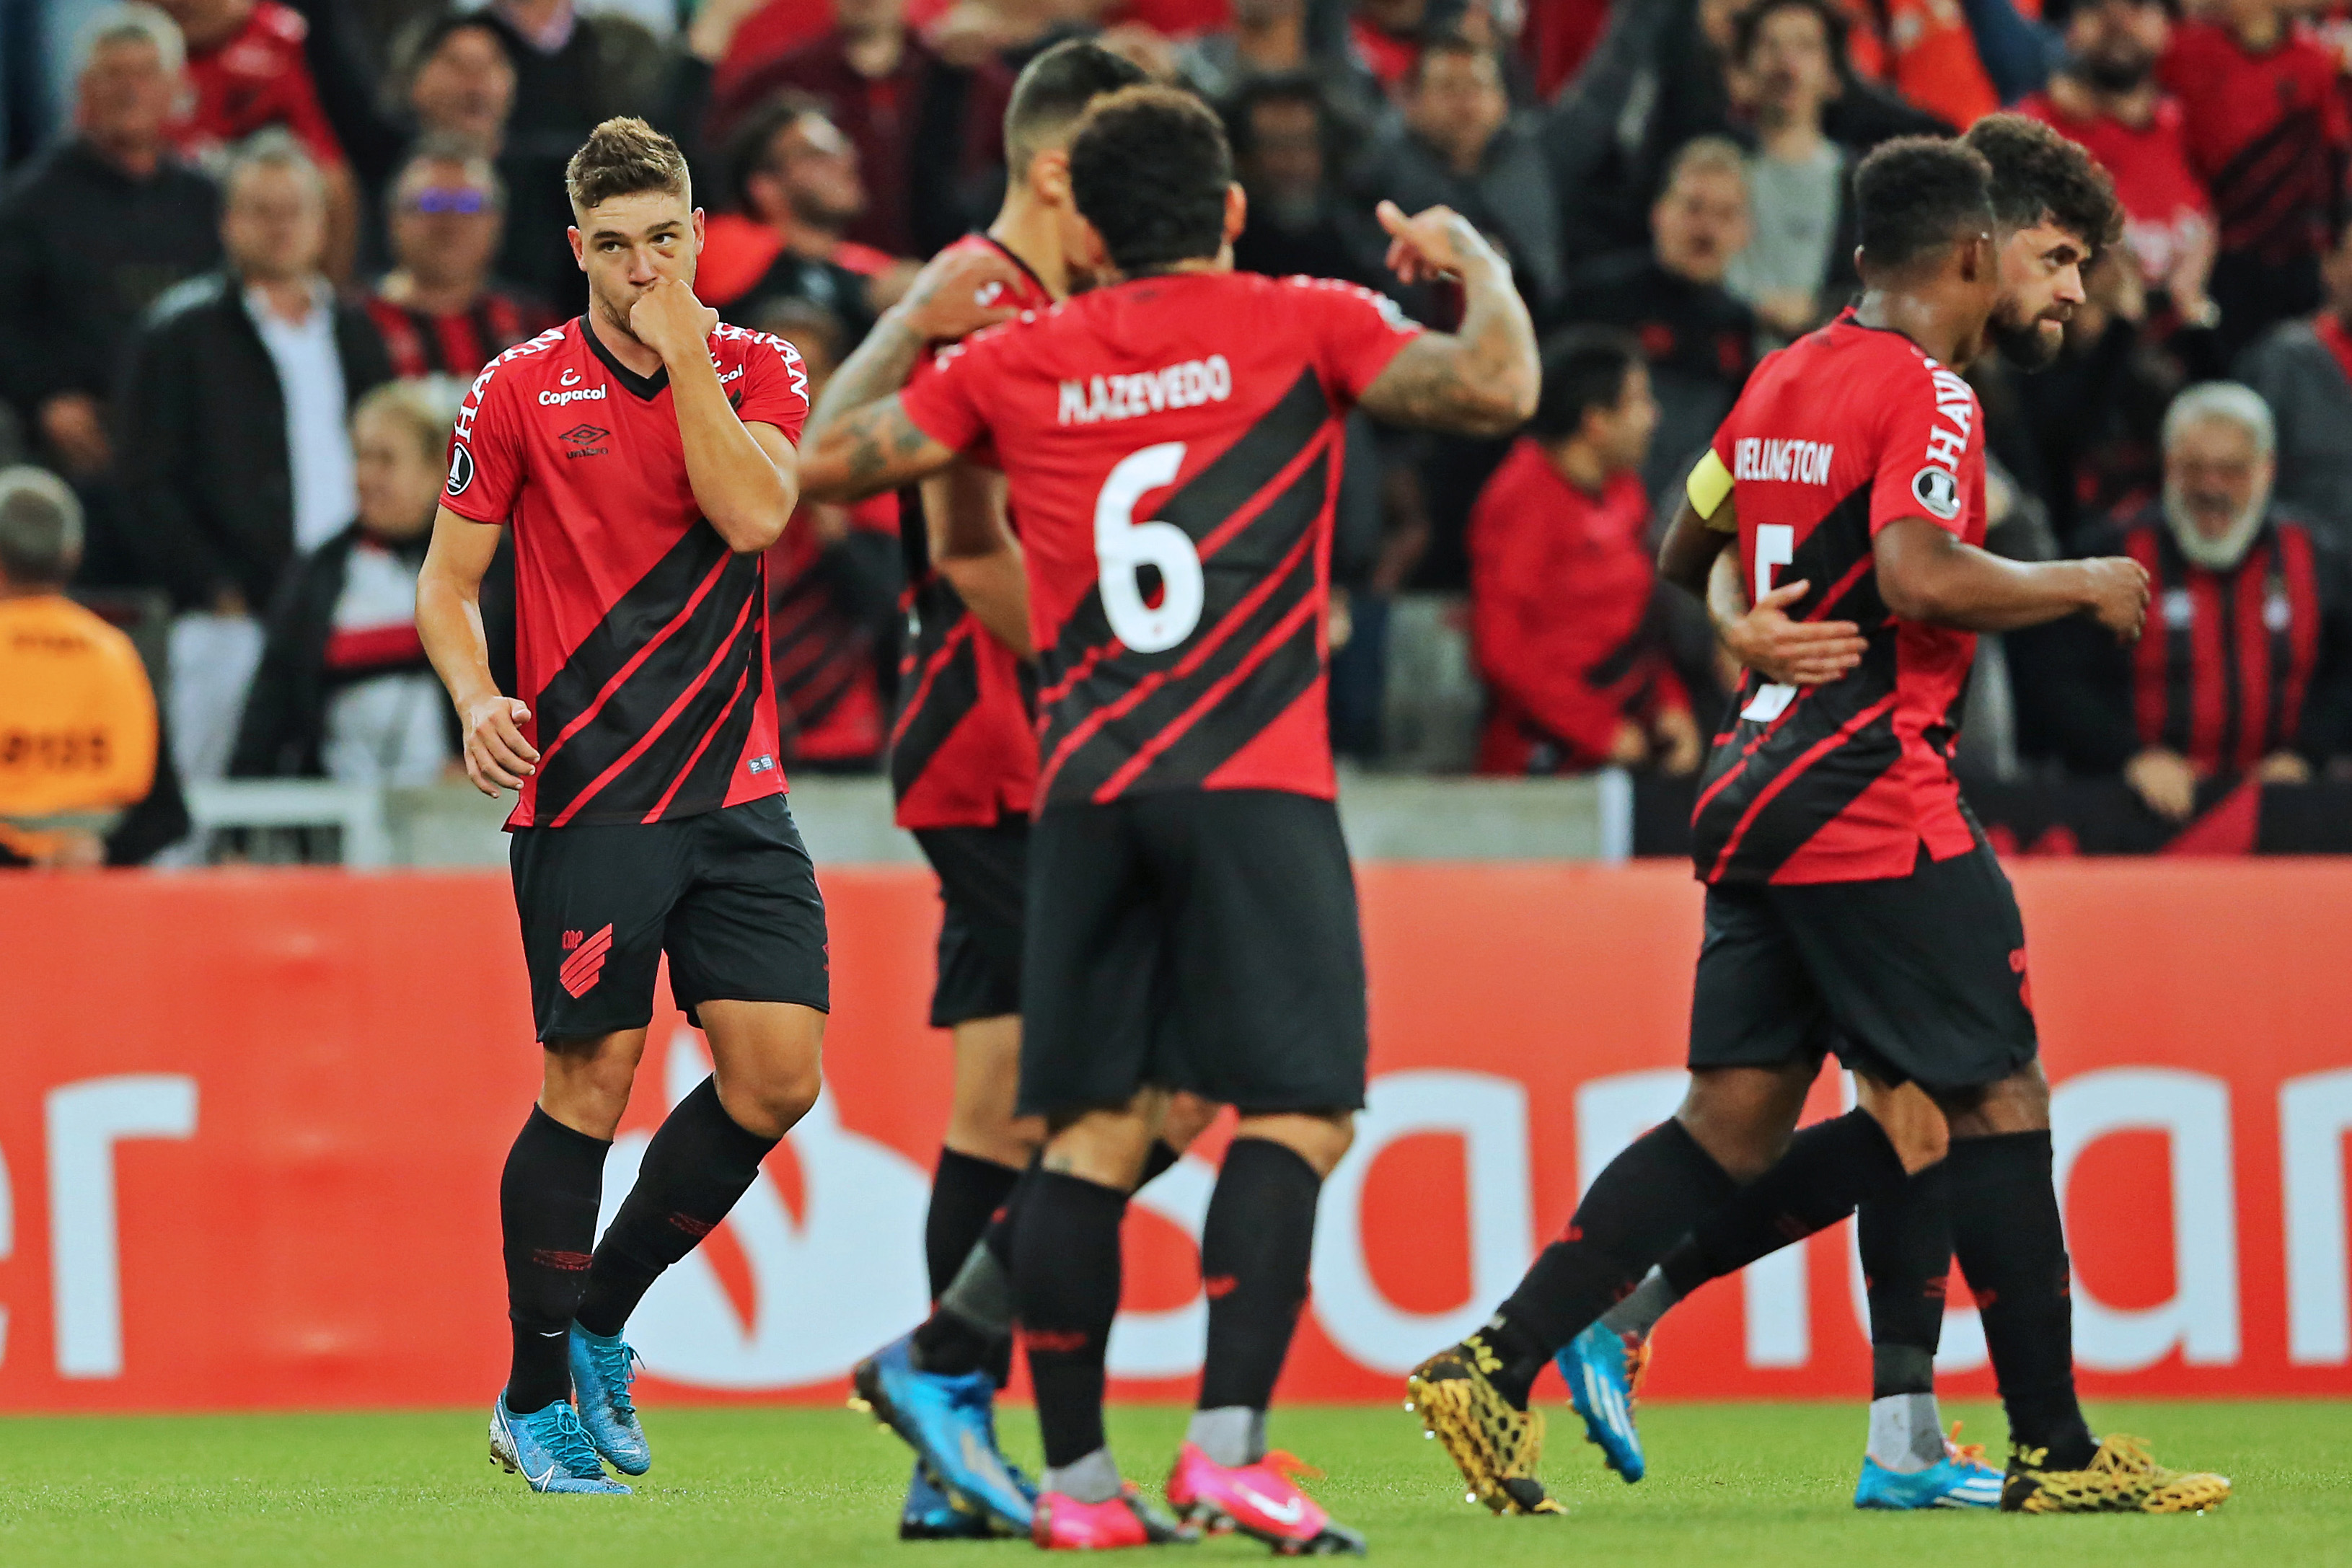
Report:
559,924,615,997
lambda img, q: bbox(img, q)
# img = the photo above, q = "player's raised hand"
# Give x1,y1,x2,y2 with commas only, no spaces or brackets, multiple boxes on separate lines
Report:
461,693,539,796
2082,555,2151,643
1720,578,1868,685
1375,201,1499,286
630,276,721,365
891,245,1026,343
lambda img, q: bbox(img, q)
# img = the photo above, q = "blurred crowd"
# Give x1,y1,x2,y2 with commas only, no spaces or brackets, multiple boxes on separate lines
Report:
3,0,2352,868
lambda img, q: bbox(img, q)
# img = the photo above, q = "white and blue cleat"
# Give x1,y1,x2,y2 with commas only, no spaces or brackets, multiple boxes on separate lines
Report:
851,1333,1034,1535
489,1390,632,1494
1557,1322,1647,1482
1854,1452,2005,1510
569,1325,651,1476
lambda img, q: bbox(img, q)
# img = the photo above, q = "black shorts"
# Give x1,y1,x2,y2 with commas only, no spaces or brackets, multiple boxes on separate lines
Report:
509,794,829,1041
1688,842,2038,1093
912,815,1029,1028
1021,790,1368,1119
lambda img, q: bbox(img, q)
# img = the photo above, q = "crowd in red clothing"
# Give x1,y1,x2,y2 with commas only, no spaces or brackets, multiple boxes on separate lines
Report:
2,0,2351,820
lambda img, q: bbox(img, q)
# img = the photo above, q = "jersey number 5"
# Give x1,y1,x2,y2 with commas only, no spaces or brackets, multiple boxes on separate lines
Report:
1096,442,1204,653
1741,523,1797,723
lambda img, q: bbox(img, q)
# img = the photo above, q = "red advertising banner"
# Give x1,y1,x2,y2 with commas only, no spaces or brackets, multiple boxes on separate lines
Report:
0,860,2347,1411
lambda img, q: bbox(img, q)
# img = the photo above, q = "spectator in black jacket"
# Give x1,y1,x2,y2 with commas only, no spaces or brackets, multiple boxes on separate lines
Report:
1228,74,1383,288
233,379,495,784
118,131,395,620
0,4,220,584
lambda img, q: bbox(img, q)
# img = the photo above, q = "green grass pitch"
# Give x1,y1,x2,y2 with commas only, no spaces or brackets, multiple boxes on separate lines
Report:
0,1400,2337,1567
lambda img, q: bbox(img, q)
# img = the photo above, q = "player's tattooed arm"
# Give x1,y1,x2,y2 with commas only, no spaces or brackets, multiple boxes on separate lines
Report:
803,393,961,501
1357,201,1540,436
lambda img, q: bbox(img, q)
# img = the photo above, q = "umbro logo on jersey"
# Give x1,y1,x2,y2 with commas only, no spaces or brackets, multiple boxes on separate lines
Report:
558,423,610,459
559,923,614,997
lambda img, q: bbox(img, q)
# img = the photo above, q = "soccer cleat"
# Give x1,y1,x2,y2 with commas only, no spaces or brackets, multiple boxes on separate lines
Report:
1032,1482,1201,1550
1405,1341,1565,1516
902,1460,995,1540
568,1324,651,1475
1166,1443,1366,1556
2001,1433,2232,1514
1556,1321,1649,1482
488,1390,632,1494
1854,1422,2003,1510
852,1333,1035,1535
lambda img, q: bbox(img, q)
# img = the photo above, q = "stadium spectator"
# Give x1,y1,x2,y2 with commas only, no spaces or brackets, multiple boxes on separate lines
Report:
2236,219,2352,550
748,299,902,771
1468,328,1699,778
2158,0,2351,360
1353,32,1563,320
1349,0,1432,91
365,143,552,382
1836,0,2001,133
2013,382,2352,816
1178,0,1383,132
1561,136,1759,509
0,4,219,583
2020,0,2216,319
0,467,188,868
229,381,467,785
403,14,519,161
1228,74,1380,286
708,0,1015,258
702,95,907,339
1721,0,1857,340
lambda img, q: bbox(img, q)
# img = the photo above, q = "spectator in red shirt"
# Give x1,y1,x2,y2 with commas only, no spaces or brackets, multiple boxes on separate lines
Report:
364,143,554,384
709,0,1014,257
1469,327,1700,777
2159,0,2352,358
2021,0,2218,322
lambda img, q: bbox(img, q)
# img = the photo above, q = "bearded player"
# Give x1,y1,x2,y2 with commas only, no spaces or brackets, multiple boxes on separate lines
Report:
805,85,1538,1551
1554,114,2160,1513
417,119,825,1494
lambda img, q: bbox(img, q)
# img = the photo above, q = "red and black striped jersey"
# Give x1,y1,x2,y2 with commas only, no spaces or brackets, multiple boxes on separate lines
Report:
898,269,1420,806
441,316,811,828
1691,311,1986,885
365,287,554,381
2159,19,2351,265
891,234,1052,829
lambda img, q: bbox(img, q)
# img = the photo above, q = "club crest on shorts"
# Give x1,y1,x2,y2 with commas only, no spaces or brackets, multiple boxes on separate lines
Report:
1911,465,1960,520
559,922,614,998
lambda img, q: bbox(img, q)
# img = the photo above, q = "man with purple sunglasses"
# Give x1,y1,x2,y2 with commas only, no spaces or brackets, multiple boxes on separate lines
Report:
366,138,555,382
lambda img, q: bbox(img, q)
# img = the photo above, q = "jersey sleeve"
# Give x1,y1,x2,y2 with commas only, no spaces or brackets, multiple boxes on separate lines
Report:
442,356,527,525
898,335,995,456
733,330,812,444
1869,365,1975,539
1294,278,1425,403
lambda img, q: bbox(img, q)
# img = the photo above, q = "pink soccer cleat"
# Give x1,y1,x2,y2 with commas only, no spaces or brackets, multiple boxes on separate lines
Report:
1165,1444,1366,1556
1031,1482,1199,1550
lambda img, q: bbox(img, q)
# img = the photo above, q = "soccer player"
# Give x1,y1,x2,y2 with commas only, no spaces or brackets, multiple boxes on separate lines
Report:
416,118,827,1495
1556,113,2149,1512
802,84,1538,1551
1408,133,2227,1518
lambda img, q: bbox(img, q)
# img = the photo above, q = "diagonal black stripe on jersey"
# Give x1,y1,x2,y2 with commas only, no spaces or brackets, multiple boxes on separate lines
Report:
531,520,731,739
663,632,766,817
1043,368,1332,680
532,524,761,821
1691,635,1900,877
1711,695,1905,883
2211,108,2325,221
1045,480,1324,802
1786,485,1885,630
890,622,981,803
564,591,764,822
1040,444,1330,793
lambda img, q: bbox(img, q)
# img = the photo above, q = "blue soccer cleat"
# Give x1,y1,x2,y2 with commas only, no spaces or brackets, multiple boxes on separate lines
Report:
1557,1322,1648,1482
900,1460,993,1540
569,1325,651,1476
488,1391,632,1494
1857,1424,2003,1510
851,1333,1034,1534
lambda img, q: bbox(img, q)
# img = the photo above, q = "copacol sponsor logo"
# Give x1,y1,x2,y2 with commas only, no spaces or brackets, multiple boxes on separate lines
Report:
539,384,608,407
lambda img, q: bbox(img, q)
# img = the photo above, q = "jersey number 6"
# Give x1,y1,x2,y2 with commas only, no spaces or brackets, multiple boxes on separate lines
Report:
1096,442,1204,653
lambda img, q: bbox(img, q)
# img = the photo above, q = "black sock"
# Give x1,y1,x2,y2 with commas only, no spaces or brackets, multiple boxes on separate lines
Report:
925,1148,1023,1300
1658,1109,1908,1298
1859,1161,1952,1399
574,1077,780,1339
1482,1120,1735,1408
977,1140,1176,1272
1197,1139,1322,1411
914,1163,1031,1380
1013,1169,1127,1468
501,1106,610,1414
1946,1131,2094,1467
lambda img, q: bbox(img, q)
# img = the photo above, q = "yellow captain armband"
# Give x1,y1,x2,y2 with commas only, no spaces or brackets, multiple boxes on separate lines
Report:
1686,449,1735,529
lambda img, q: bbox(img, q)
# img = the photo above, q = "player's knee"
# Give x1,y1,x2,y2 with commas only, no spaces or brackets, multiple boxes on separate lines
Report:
1159,1091,1223,1151
1233,1109,1355,1179
724,1060,822,1140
